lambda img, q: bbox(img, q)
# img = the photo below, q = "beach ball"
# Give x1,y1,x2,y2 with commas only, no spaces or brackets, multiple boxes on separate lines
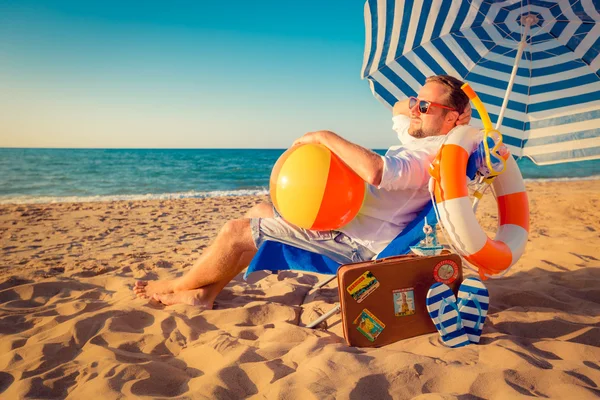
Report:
270,143,365,230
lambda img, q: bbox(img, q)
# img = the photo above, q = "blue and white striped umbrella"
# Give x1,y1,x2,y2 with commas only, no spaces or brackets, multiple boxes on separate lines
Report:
361,0,600,165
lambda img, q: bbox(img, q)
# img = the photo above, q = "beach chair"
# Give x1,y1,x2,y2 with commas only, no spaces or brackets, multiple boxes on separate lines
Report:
244,201,438,327
245,200,437,280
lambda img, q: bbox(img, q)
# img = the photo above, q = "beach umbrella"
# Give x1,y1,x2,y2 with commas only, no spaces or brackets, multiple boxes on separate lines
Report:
361,0,600,165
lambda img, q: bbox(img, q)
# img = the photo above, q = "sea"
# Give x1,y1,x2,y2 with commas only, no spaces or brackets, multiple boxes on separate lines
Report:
1,148,599,205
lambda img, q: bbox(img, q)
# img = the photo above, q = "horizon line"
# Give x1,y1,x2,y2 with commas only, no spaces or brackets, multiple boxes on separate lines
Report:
0,146,390,151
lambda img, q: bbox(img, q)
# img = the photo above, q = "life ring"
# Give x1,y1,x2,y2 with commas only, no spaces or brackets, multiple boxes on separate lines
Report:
429,125,529,279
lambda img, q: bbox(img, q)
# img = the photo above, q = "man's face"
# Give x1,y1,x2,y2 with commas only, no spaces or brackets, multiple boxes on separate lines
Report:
408,82,454,138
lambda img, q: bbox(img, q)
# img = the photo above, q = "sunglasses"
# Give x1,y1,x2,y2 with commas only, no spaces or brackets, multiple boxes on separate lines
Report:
409,96,456,114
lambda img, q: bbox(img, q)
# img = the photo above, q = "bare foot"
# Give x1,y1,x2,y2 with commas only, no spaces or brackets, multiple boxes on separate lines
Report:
152,288,215,309
133,279,177,299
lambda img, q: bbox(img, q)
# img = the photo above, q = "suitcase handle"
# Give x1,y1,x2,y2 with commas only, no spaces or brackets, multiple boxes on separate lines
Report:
372,249,452,265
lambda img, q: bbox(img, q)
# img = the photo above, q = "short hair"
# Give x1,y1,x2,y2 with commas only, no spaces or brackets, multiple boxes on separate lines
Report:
425,75,469,114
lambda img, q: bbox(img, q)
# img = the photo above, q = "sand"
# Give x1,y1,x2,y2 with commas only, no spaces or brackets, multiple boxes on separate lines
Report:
1,180,599,399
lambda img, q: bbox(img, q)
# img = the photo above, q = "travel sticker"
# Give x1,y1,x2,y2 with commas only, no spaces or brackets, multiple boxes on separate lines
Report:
346,271,380,303
433,259,459,284
393,288,416,317
353,308,385,342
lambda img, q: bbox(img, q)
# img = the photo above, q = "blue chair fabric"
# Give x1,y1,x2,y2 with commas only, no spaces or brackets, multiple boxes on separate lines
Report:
244,200,438,279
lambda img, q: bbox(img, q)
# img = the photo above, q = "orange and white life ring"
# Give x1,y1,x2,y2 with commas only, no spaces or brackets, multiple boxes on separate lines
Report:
429,126,530,279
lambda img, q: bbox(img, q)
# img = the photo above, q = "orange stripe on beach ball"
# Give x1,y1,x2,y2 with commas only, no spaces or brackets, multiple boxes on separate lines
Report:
269,144,365,230
311,152,365,230
498,191,530,232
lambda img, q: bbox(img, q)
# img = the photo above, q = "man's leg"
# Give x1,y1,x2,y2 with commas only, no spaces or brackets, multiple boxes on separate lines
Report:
245,202,274,219
133,218,257,302
134,201,273,300
150,250,256,307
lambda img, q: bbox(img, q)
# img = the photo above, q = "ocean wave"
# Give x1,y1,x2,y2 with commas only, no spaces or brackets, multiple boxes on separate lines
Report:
1,174,599,205
0,188,270,205
523,175,600,183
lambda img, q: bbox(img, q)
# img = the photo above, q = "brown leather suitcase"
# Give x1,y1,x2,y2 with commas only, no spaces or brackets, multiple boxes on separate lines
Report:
337,251,463,347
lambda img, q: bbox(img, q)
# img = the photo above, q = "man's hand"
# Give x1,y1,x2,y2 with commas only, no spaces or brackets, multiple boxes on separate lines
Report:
292,131,327,147
457,103,471,125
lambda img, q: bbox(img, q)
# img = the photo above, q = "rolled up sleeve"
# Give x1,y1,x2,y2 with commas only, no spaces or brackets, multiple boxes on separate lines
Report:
378,113,440,191
377,151,430,191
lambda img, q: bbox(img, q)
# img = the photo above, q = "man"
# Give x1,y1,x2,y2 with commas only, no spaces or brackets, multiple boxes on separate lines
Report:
134,74,471,307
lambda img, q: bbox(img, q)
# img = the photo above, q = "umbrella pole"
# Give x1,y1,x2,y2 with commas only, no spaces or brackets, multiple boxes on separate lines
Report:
495,17,535,130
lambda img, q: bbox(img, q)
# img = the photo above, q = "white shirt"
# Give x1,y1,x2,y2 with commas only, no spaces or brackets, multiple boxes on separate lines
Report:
339,115,446,255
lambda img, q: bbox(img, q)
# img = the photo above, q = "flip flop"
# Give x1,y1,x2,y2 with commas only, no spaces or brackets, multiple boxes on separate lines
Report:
457,277,489,344
426,282,470,348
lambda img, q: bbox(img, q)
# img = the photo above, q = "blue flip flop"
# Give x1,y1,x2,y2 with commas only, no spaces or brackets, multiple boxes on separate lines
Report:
457,277,489,344
426,282,470,348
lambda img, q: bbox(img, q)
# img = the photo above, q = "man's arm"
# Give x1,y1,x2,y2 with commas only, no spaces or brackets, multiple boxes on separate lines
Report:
293,131,384,186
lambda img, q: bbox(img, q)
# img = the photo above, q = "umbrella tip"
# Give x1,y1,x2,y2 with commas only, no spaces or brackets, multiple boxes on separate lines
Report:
520,14,539,26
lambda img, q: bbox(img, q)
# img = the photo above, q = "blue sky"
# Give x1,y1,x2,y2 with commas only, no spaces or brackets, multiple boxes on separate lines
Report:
0,0,394,149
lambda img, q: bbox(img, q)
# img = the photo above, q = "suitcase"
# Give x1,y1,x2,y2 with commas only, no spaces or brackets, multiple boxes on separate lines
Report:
337,251,463,347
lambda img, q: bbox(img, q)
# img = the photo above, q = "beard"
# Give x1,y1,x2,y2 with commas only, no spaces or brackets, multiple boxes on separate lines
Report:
408,127,427,138
408,119,441,138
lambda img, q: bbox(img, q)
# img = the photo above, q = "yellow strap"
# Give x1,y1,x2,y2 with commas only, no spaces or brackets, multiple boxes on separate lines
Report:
462,83,507,177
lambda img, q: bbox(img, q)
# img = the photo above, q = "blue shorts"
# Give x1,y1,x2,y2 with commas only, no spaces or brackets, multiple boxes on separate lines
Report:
250,209,376,265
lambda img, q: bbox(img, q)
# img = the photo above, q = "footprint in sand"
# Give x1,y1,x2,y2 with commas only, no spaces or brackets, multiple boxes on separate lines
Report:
155,260,173,269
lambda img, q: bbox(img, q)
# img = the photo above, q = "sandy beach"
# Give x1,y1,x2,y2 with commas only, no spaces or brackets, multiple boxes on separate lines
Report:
1,180,599,399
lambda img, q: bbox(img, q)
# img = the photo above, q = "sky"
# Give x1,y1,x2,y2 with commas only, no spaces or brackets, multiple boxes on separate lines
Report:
0,0,395,149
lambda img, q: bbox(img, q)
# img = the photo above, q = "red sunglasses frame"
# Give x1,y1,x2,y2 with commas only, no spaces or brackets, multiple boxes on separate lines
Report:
409,96,457,114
